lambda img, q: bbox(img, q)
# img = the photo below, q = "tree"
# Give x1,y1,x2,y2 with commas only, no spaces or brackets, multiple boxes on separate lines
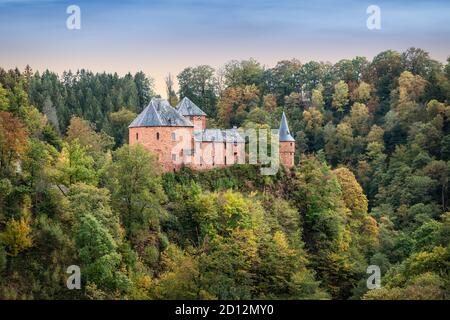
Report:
65,116,114,155
363,272,445,300
262,94,277,112
134,71,155,111
108,108,137,147
324,122,354,164
42,95,60,134
1,217,33,256
69,183,130,294
153,244,201,299
333,167,368,216
54,140,96,186
223,58,264,88
254,231,326,299
218,85,260,127
0,84,9,111
288,156,359,298
103,144,166,243
332,80,349,113
368,50,403,105
422,160,449,211
392,71,427,126
349,102,370,136
177,65,218,117
74,213,128,293
401,47,439,78
165,73,178,107
263,59,302,101
0,111,28,173
311,85,324,109
351,81,372,103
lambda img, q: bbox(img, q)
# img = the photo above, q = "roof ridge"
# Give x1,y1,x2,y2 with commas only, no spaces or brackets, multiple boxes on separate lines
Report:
129,98,193,128
176,97,207,116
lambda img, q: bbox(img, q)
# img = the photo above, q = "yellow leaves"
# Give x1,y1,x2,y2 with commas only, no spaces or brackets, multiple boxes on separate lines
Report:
362,215,380,247
262,94,277,112
333,167,368,216
397,71,427,104
349,102,370,135
66,116,113,153
109,108,137,125
426,99,450,120
302,108,324,132
352,81,372,103
231,228,258,263
272,231,294,256
218,85,260,126
218,190,251,230
332,80,349,112
0,84,9,111
408,246,449,275
129,274,153,300
367,124,385,144
154,244,200,299
0,111,29,168
337,221,352,252
1,217,33,256
311,86,324,109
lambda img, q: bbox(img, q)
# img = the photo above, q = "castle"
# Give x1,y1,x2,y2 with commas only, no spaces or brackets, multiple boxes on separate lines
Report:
128,97,295,171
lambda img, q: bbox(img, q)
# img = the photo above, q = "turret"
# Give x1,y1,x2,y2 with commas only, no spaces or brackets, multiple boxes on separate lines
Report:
279,112,295,168
176,97,207,131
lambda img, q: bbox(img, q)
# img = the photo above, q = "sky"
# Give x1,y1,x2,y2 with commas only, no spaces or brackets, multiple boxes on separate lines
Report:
0,0,449,96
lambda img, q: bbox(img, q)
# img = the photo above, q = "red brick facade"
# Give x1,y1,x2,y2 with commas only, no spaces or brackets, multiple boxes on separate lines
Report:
185,115,206,131
280,141,295,168
129,126,194,171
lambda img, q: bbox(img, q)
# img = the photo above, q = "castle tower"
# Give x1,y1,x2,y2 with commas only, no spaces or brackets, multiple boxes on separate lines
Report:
176,97,207,131
128,98,194,171
279,112,295,168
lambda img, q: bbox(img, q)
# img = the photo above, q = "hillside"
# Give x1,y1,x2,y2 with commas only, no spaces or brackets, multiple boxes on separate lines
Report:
0,48,449,299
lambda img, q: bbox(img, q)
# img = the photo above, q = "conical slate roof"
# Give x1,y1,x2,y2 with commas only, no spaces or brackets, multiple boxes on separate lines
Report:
129,98,193,128
279,112,295,142
176,97,207,116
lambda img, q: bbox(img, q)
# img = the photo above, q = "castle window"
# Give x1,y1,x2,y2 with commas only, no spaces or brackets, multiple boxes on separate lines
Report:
172,154,176,161
156,132,160,140
290,143,293,147
171,132,176,141
136,132,139,141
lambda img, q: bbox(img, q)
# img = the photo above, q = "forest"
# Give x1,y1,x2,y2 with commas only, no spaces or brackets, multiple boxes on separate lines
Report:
0,47,449,300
